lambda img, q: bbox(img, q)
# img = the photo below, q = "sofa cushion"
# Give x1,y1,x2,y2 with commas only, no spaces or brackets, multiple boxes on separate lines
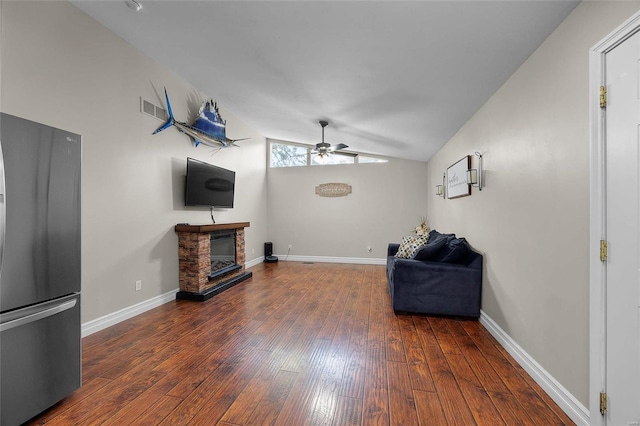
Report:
412,236,447,261
394,235,429,259
437,237,470,263
429,230,456,243
428,229,441,240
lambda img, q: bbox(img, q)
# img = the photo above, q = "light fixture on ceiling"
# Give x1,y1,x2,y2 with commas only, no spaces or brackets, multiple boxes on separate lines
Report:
125,0,143,12
466,151,483,191
314,153,330,165
311,121,348,159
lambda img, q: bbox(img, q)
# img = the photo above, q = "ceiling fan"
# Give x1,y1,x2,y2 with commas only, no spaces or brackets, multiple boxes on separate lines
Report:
311,120,348,158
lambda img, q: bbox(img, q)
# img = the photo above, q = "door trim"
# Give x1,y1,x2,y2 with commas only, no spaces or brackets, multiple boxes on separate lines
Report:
589,10,640,426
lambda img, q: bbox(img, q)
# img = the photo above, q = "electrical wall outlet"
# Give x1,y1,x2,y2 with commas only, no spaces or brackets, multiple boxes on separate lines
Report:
288,244,292,250
135,280,142,291
367,245,373,253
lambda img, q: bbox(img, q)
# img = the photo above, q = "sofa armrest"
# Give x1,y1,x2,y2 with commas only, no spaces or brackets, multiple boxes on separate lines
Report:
388,243,400,257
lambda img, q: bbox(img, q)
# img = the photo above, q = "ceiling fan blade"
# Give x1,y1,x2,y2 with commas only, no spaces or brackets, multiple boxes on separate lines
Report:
326,143,348,152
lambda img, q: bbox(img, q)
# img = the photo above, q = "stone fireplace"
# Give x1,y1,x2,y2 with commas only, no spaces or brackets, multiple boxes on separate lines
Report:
175,222,251,301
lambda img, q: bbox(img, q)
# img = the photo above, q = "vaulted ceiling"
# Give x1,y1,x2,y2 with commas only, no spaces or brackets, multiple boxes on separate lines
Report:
72,1,579,161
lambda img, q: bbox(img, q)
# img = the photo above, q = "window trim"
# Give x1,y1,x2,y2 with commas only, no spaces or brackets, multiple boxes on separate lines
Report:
269,140,389,168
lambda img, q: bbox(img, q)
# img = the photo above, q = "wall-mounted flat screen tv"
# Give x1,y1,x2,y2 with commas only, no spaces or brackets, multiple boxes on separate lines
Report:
185,157,235,208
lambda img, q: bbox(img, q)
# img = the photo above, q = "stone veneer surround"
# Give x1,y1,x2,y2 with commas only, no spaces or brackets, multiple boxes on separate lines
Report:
175,222,251,300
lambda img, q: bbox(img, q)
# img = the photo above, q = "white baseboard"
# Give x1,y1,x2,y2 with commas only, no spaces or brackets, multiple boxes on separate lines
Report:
81,259,264,338
274,254,386,265
81,289,177,337
479,311,590,426
245,256,265,268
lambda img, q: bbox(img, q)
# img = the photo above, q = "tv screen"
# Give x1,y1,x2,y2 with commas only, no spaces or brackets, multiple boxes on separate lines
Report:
185,158,235,208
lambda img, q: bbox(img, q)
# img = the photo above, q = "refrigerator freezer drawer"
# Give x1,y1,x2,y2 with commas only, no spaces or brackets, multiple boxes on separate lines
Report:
0,293,81,426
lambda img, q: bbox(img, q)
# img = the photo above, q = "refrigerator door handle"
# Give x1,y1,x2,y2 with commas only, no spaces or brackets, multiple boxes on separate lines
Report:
0,298,77,332
0,138,5,277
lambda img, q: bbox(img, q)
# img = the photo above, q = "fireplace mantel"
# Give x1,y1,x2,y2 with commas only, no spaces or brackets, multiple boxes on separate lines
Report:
175,222,251,301
174,222,250,233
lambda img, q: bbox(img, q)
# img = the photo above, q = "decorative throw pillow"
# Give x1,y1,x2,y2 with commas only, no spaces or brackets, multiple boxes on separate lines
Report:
412,237,447,261
394,235,430,259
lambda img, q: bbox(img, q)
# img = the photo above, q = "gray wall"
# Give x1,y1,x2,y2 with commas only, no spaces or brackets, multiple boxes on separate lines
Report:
0,1,268,323
426,1,640,407
267,139,428,261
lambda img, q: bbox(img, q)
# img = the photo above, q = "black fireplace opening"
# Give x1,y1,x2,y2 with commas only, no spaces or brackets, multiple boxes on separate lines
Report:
210,230,239,278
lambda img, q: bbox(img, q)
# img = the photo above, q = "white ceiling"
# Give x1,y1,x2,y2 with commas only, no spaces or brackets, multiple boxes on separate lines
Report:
71,0,579,162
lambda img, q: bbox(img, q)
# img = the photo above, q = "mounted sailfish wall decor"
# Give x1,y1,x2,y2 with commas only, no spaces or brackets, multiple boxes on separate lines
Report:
153,88,248,149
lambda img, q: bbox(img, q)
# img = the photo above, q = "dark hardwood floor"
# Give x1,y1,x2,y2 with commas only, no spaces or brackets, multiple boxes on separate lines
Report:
28,262,574,425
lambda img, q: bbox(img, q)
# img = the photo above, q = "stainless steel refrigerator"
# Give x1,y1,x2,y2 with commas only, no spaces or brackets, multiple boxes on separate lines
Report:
0,113,81,425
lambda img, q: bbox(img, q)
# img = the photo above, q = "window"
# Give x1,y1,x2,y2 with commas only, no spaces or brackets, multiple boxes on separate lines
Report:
358,155,388,164
311,152,355,166
269,141,389,168
270,142,308,168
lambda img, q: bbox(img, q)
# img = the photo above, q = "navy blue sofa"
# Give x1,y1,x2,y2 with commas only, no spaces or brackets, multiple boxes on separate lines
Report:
386,230,483,318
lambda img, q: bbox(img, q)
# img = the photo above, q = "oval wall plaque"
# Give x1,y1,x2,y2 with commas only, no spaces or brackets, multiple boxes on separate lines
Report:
315,183,352,197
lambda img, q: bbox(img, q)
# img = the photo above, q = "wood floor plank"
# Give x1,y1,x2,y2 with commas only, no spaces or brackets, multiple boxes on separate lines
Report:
367,272,387,343
397,315,436,392
243,370,298,426
333,395,363,426
101,374,187,425
26,262,575,426
460,321,570,426
44,368,167,425
488,390,538,426
161,348,270,425
384,307,407,363
387,360,420,425
339,272,371,400
164,319,264,399
273,338,334,425
413,389,447,426
218,346,292,424
27,377,113,425
428,316,463,355
413,316,477,425
484,327,576,425
185,349,273,425
362,340,390,425
446,320,510,394
127,395,183,426
445,352,505,426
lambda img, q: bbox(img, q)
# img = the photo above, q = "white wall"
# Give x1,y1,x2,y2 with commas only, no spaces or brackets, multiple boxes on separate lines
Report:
0,1,268,323
426,1,640,408
267,139,428,261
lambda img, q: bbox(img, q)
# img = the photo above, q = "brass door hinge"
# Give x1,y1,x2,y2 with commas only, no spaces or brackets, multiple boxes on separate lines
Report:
600,391,607,415
600,86,607,108
600,240,608,262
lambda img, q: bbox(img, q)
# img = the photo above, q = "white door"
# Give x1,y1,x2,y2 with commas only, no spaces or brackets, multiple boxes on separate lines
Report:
604,29,640,425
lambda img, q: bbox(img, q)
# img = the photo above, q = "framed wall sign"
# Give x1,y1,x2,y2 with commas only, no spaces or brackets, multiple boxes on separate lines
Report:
315,182,352,197
447,156,471,199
